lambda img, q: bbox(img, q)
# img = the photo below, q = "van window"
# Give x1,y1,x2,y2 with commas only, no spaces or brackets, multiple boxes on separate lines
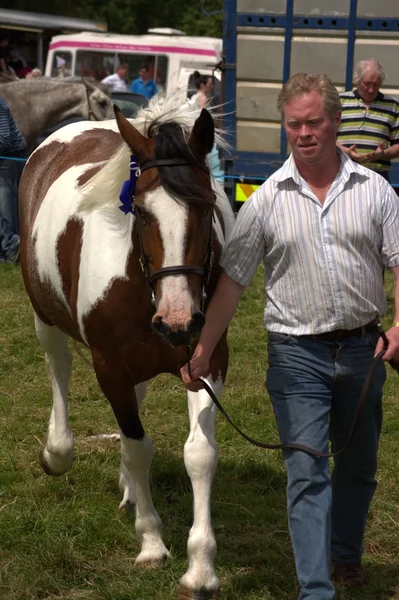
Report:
76,50,117,80
75,50,168,90
118,54,168,92
52,52,72,78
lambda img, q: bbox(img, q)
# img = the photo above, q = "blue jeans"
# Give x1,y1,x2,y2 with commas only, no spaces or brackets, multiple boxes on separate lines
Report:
266,331,386,600
0,159,24,263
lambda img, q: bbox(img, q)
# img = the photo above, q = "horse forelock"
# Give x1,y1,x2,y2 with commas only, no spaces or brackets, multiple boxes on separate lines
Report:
78,95,225,214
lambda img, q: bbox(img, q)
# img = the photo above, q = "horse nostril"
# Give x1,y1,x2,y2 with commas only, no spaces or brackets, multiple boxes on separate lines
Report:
152,316,171,338
187,311,205,337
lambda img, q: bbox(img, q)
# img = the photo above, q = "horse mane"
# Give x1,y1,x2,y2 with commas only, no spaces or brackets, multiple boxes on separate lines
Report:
79,95,228,213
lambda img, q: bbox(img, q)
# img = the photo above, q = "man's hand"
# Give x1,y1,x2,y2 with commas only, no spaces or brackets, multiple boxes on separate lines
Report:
345,144,367,162
180,346,211,391
357,142,386,163
374,325,399,363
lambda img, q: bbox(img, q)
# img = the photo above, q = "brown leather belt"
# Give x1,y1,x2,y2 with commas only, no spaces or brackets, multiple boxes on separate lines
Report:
304,319,379,342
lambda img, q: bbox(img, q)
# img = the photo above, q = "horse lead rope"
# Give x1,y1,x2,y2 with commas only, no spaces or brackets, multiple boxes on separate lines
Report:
186,333,389,458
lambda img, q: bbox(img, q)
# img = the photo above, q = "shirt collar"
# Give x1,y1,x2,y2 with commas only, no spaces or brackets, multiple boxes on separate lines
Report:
274,148,371,186
273,154,301,184
353,89,384,102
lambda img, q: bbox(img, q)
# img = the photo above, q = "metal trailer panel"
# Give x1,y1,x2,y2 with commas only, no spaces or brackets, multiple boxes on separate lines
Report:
224,0,399,203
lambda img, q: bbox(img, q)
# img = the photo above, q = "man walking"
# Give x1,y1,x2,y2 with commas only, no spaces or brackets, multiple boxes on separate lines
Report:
181,73,399,599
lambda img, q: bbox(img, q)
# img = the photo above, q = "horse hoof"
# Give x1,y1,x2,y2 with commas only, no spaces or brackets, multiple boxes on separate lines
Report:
178,586,220,600
119,499,136,512
39,448,74,476
135,553,171,569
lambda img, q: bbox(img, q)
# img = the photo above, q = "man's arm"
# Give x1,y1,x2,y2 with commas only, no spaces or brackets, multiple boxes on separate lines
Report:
0,104,12,155
359,142,399,163
375,265,399,362
180,272,246,388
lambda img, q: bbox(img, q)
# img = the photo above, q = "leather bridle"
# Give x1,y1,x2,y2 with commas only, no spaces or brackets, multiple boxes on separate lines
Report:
134,157,215,310
81,79,100,121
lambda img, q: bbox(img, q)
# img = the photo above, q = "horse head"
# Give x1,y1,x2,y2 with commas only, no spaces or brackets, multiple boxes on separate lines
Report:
115,105,216,347
82,79,114,121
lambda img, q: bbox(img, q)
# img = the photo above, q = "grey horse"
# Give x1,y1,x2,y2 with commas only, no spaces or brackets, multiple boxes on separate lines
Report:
0,78,114,149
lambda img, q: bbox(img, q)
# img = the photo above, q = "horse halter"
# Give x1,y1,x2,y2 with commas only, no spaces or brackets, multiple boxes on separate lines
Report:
127,156,215,310
82,79,99,121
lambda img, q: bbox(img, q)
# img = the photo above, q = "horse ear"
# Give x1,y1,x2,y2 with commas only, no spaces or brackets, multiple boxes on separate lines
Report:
188,109,214,157
114,105,150,155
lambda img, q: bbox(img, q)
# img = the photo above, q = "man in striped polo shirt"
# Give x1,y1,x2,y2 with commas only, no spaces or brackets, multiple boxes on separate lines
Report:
0,96,27,263
337,58,399,182
181,73,399,599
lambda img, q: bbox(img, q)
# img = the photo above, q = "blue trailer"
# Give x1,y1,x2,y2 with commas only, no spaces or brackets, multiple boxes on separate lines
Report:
221,0,399,208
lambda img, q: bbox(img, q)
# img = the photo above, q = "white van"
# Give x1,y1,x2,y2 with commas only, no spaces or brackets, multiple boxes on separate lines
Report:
44,28,222,99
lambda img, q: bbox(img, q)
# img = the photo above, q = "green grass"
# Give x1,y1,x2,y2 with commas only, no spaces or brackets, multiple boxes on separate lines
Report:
0,264,398,600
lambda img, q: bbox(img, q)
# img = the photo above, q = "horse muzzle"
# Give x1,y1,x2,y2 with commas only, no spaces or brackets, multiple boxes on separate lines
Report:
152,311,206,347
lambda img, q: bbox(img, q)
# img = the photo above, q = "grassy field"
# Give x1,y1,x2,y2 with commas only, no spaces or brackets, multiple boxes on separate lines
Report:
0,264,398,600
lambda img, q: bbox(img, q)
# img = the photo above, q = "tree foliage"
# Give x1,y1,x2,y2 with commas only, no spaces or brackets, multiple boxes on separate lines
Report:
1,0,223,38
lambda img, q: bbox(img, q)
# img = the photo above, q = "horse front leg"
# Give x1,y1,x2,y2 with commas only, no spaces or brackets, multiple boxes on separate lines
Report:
179,374,224,600
92,353,171,567
118,381,147,510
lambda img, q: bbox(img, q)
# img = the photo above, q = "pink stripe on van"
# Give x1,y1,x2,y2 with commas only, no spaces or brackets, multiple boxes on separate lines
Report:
49,40,217,57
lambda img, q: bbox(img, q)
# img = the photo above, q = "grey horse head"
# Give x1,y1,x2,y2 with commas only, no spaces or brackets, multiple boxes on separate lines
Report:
0,78,114,149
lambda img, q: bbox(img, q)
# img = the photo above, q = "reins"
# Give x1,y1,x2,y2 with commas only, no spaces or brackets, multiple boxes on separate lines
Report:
187,329,390,458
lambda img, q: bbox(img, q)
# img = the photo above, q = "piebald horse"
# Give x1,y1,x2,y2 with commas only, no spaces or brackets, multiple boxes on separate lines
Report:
19,97,235,599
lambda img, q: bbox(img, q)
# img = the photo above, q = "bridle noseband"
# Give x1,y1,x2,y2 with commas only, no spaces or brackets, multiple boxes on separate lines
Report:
119,155,215,309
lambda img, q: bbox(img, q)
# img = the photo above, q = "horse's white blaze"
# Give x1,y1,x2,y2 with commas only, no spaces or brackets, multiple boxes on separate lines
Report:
120,432,171,564
146,187,194,325
180,374,223,592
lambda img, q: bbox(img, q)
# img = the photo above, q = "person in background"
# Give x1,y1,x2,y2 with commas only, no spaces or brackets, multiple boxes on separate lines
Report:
0,35,10,76
28,67,42,79
190,71,214,109
7,48,30,78
129,64,157,99
54,56,69,78
207,143,224,184
337,58,399,183
181,73,399,599
0,96,27,263
101,63,129,92
189,71,223,182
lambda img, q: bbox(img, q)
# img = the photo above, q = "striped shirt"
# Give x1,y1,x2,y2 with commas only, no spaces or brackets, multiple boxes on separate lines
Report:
220,150,399,335
0,96,27,156
337,89,399,172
